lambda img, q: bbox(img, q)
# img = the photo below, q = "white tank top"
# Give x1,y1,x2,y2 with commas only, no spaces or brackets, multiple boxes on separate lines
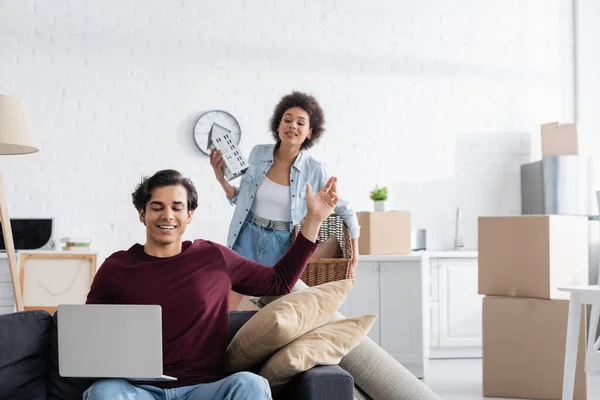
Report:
250,177,292,222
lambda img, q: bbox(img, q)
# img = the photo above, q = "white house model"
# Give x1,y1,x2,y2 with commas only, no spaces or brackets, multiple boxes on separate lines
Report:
208,123,249,181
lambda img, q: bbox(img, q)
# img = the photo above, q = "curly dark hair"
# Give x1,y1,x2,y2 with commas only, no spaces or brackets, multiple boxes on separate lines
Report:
132,169,198,212
269,91,325,150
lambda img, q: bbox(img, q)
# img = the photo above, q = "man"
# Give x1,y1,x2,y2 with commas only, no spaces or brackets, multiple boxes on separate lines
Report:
83,169,340,400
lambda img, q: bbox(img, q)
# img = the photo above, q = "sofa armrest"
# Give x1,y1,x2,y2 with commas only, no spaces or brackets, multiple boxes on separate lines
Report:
276,365,354,400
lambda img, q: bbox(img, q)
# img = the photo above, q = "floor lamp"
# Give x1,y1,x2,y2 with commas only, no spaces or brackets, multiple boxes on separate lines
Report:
0,95,39,312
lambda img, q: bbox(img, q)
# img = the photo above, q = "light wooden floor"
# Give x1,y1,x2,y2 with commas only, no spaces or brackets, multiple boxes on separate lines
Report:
422,359,600,400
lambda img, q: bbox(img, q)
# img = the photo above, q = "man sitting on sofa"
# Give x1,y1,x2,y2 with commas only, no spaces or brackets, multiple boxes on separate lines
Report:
83,169,340,400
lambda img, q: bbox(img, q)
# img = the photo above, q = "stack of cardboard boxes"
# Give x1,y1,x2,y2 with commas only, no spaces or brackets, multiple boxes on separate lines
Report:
479,123,590,400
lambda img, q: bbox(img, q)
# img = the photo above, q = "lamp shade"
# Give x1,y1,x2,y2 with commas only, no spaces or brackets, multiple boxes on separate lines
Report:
0,95,38,154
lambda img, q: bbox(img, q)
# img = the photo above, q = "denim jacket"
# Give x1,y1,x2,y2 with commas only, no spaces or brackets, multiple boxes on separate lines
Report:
226,144,360,248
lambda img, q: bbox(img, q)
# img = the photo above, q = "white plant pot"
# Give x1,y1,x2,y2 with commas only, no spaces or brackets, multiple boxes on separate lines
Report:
374,200,386,211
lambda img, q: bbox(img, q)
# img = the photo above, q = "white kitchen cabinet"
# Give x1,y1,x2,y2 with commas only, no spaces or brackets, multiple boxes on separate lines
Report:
429,302,439,348
429,255,483,359
339,255,429,378
339,251,482,378
338,260,380,343
379,259,429,378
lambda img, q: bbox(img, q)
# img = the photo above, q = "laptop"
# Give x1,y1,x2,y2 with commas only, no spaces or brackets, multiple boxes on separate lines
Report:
57,304,176,381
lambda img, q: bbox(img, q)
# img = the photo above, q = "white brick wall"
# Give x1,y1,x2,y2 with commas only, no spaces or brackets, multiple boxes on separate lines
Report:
0,0,575,264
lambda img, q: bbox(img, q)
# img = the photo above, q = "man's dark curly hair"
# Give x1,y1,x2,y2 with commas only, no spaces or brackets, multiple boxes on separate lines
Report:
269,91,325,150
132,169,198,212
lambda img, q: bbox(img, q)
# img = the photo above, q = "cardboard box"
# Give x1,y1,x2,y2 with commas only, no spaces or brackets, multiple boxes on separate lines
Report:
357,211,411,255
483,296,586,400
478,215,588,299
541,122,578,156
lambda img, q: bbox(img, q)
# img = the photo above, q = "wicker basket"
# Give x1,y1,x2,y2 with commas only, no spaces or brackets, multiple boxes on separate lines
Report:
293,214,353,287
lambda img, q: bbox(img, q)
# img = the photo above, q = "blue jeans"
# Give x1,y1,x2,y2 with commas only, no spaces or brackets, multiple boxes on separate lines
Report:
232,219,292,267
82,372,272,400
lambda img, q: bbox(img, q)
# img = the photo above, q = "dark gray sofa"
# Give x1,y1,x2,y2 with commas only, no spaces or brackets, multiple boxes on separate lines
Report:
0,310,354,400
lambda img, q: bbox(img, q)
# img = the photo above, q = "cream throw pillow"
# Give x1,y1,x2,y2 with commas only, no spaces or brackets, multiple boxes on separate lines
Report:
259,314,377,392
226,279,355,371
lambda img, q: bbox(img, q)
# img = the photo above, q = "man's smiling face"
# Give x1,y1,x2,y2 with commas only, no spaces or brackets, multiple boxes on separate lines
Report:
138,184,194,249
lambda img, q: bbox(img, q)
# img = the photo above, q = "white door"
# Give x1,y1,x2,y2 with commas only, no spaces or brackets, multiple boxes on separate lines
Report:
338,260,380,344
437,258,483,357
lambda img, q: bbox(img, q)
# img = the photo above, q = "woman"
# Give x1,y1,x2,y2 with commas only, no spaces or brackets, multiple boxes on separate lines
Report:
210,91,360,283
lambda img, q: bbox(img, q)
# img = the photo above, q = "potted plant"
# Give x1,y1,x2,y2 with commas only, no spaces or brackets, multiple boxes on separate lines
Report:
370,186,388,211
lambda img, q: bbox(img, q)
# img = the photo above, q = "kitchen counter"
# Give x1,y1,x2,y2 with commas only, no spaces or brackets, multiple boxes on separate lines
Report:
359,250,477,262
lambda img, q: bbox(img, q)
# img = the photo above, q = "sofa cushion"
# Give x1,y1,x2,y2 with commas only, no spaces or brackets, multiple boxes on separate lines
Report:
0,310,53,400
228,311,258,343
47,311,95,400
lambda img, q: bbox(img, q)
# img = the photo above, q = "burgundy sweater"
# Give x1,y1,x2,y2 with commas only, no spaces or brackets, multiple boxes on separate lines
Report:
86,233,318,388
